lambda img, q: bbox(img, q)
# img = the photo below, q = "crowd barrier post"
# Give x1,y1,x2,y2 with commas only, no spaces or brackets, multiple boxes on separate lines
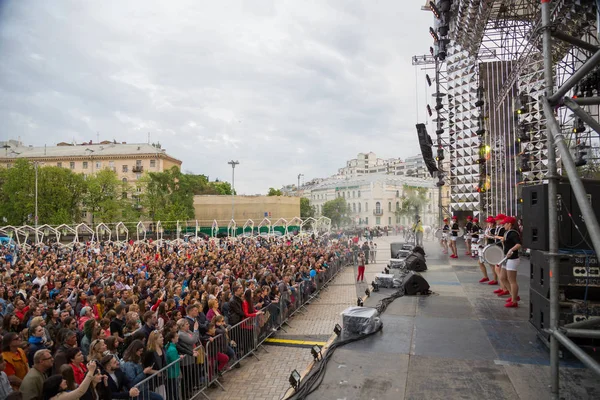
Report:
203,335,227,393
227,314,260,364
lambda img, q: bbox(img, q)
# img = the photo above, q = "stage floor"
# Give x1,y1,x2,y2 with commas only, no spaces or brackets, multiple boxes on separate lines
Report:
306,242,600,400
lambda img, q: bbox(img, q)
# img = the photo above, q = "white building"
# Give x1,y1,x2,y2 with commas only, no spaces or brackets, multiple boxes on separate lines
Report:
335,152,429,179
303,174,439,228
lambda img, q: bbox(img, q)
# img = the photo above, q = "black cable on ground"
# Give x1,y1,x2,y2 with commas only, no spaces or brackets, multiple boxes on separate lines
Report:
286,286,406,400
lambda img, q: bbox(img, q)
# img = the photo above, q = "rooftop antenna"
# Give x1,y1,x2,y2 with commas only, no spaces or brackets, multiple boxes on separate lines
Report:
44,144,47,155
2,144,10,156
148,132,150,144
96,132,99,143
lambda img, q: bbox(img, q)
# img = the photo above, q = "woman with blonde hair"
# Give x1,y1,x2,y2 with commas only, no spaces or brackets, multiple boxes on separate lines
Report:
142,330,166,398
88,339,107,362
205,299,221,322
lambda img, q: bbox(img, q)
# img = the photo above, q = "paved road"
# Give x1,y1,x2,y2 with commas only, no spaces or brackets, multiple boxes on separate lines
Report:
203,235,397,400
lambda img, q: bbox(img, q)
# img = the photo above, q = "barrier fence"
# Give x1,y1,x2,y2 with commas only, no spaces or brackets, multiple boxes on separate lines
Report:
127,257,351,400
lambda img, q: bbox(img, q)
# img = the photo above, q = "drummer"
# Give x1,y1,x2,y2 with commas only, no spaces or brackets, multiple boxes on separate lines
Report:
499,216,522,308
440,218,450,254
480,216,498,284
449,216,459,258
464,216,474,256
493,213,509,296
470,217,481,259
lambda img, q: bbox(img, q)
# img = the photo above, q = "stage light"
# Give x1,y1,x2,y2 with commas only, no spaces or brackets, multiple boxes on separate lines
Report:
439,0,451,12
438,23,449,36
476,127,486,136
519,122,531,142
515,93,528,114
371,281,379,292
429,1,441,19
311,345,322,361
435,96,443,111
365,287,370,297
430,46,435,57
357,297,364,306
520,153,531,172
573,118,586,133
334,324,342,336
436,128,444,135
429,27,439,42
436,148,444,161
426,105,433,117
438,39,448,61
426,74,432,87
384,267,390,274
289,370,301,389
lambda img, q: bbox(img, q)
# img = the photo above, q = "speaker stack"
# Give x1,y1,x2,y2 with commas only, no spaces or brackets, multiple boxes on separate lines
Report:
523,181,600,348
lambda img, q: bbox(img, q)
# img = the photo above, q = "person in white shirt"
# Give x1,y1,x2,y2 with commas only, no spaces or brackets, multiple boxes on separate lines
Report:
32,270,48,288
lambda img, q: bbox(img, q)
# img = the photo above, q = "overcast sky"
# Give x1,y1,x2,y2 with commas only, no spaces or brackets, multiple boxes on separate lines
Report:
0,0,434,194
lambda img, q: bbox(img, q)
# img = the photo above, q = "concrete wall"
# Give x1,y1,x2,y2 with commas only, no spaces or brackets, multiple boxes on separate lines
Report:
193,195,301,223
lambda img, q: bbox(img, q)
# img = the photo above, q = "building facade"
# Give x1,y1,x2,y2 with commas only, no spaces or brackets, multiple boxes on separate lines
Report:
193,195,300,223
303,174,439,228
0,140,182,183
335,152,429,179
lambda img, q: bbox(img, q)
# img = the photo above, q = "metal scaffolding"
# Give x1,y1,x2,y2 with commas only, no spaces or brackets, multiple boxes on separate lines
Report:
425,0,600,397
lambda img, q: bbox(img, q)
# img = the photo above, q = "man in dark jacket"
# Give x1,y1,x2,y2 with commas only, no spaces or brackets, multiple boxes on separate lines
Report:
185,304,209,334
227,284,244,326
53,329,78,374
98,354,140,399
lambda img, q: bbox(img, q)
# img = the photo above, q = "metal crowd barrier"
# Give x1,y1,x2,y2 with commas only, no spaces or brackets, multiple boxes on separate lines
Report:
130,256,352,399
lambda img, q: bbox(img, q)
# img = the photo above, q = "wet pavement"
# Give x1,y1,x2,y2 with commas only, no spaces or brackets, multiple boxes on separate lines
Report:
305,236,600,400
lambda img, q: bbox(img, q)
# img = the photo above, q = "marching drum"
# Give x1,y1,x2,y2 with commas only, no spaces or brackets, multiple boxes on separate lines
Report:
457,227,465,238
434,229,443,239
482,244,506,265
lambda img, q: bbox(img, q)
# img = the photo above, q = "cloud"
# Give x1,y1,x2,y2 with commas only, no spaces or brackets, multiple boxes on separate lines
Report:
0,0,434,194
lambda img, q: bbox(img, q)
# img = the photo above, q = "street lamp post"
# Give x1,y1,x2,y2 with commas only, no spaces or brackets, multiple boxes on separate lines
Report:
297,173,304,196
34,161,38,235
228,160,239,220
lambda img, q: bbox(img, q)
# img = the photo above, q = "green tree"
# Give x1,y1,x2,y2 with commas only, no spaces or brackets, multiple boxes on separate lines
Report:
0,159,86,225
268,187,283,196
322,197,351,227
84,169,128,223
300,197,315,218
209,181,233,195
395,185,429,221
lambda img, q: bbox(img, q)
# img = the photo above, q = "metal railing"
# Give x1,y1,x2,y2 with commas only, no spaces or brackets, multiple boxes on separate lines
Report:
128,257,351,399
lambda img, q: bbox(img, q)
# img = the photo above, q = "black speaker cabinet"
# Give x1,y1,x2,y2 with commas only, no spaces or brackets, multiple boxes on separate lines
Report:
402,271,430,295
522,183,571,250
405,252,427,272
522,181,600,251
529,250,600,300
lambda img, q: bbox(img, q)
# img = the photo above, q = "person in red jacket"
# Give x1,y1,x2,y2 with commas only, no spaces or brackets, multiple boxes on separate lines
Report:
66,347,87,385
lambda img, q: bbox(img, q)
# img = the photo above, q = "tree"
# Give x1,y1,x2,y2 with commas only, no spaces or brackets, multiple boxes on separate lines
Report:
0,159,86,225
395,185,429,222
322,197,351,227
268,187,283,196
139,166,195,225
300,197,315,219
84,169,129,223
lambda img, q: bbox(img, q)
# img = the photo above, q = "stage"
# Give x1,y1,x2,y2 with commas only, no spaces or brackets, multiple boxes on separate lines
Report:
305,244,600,400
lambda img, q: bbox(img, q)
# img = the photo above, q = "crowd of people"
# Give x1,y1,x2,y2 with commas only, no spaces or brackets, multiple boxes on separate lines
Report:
438,214,522,308
0,234,346,400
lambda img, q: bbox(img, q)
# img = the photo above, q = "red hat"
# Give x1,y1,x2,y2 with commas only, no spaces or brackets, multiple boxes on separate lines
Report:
485,217,495,223
443,218,448,221
495,213,507,220
451,216,457,220
467,216,473,220
501,216,517,225
473,218,479,223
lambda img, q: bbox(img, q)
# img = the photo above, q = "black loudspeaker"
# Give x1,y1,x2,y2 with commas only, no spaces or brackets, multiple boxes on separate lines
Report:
412,246,426,257
522,181,600,251
530,250,600,300
402,271,430,295
416,123,438,176
405,252,427,272
522,183,570,250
